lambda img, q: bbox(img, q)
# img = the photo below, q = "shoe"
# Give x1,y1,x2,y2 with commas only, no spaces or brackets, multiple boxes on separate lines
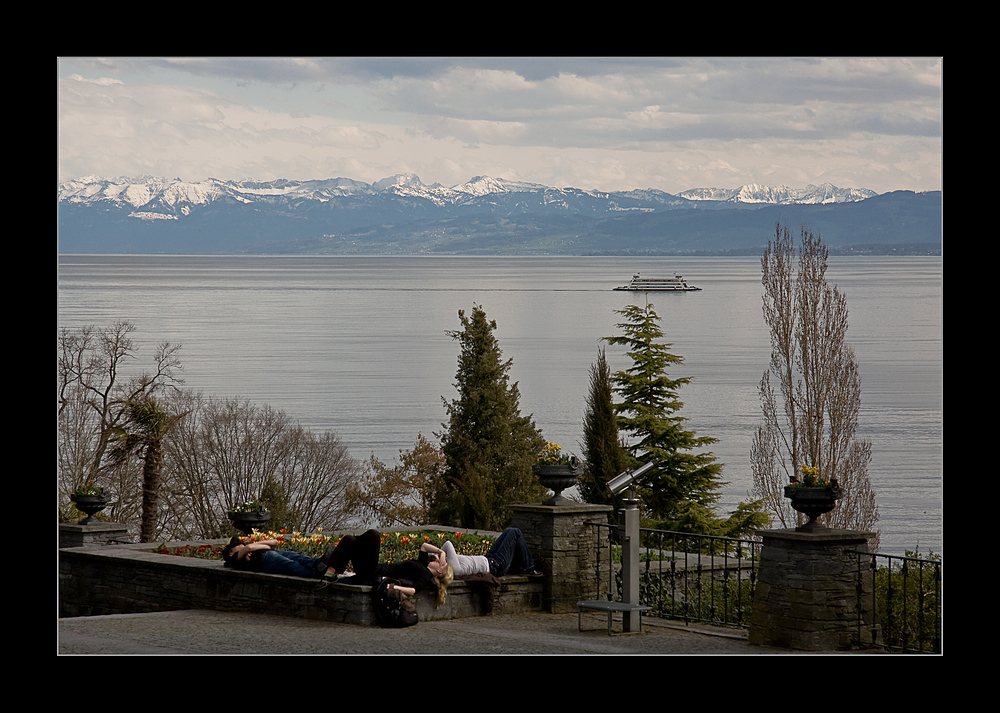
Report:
521,568,543,577
315,568,336,589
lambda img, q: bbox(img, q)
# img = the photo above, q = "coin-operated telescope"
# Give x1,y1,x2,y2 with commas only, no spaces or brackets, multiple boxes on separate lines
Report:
607,460,657,496
607,460,658,633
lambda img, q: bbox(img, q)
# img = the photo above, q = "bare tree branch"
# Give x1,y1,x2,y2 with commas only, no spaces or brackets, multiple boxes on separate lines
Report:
750,224,879,547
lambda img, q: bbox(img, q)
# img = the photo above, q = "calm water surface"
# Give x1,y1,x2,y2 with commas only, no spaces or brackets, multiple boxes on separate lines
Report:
57,255,943,557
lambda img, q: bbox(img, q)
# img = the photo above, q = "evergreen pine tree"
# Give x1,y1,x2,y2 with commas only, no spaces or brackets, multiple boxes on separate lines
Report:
604,302,727,533
579,346,629,509
431,304,547,530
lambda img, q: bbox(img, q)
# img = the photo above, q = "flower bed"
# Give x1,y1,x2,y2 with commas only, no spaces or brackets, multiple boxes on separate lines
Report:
156,543,227,559
156,528,496,569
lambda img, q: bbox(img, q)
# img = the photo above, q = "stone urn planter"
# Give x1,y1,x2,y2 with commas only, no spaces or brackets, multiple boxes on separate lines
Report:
227,509,272,535
784,481,843,532
533,457,583,506
70,492,112,525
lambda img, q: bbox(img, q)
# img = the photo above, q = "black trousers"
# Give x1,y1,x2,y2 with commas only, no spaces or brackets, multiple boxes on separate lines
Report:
327,528,382,582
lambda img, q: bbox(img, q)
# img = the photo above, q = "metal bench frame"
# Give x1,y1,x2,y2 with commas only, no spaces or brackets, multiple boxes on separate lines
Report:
577,600,653,635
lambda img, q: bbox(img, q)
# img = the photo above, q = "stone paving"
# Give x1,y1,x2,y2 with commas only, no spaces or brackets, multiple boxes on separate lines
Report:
58,609,834,655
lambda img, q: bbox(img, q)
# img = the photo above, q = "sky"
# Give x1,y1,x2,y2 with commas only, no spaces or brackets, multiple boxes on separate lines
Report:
57,57,943,195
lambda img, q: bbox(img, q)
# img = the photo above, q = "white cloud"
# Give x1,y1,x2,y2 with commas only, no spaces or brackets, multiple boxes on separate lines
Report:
57,57,943,194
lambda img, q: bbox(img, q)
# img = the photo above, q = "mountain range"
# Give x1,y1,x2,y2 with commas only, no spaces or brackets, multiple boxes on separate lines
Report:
57,174,941,255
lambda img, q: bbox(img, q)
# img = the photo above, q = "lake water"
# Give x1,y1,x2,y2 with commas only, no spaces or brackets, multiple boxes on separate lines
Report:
57,254,943,558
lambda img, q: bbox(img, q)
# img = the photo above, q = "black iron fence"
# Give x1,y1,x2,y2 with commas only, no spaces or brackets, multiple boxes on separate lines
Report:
589,523,942,652
589,522,761,630
851,550,942,653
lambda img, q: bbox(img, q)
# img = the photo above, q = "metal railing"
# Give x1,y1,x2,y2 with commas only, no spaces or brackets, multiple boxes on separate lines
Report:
588,522,943,651
852,550,942,653
589,522,761,630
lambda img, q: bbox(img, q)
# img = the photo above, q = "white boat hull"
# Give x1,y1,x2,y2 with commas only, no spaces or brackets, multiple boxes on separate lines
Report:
613,272,701,291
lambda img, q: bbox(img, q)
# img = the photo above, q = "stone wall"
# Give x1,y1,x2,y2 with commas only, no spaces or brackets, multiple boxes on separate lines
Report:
58,502,610,624
59,541,543,625
58,503,632,624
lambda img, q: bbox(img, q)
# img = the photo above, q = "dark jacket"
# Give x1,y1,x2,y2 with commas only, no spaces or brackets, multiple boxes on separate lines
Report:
374,559,436,592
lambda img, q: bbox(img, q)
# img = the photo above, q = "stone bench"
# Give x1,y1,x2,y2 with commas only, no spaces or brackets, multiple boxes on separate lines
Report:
59,541,544,625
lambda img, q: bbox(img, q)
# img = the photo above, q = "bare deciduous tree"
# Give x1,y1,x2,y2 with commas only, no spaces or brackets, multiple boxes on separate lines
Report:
162,393,359,538
58,321,182,524
275,424,362,532
750,224,879,546
58,323,360,540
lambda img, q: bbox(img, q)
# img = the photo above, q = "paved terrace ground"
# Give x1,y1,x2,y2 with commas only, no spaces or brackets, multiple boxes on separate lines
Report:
60,608,815,655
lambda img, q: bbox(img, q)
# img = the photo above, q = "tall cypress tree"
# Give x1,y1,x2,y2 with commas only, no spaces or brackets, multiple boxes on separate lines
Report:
580,346,629,509
604,302,726,533
431,304,547,530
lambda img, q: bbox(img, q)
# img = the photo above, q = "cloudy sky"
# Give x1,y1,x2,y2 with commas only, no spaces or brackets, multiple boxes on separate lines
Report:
57,57,942,195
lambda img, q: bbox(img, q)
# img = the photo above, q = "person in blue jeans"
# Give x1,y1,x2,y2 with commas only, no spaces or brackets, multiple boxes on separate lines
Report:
221,536,333,578
421,527,542,579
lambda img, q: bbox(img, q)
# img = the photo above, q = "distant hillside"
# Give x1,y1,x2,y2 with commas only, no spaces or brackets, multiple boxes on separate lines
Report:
57,175,941,255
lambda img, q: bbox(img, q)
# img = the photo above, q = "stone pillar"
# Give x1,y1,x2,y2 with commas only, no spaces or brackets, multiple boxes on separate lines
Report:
59,522,132,548
749,528,881,651
510,503,612,614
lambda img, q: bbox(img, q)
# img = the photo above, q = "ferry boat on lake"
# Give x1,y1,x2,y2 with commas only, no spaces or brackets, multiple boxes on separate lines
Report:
613,272,702,292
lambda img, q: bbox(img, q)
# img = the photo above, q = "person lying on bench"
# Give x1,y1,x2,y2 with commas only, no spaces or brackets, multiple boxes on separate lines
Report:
420,527,542,579
221,536,335,579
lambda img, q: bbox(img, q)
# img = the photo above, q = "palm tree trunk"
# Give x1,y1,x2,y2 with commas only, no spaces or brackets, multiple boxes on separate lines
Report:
139,439,163,543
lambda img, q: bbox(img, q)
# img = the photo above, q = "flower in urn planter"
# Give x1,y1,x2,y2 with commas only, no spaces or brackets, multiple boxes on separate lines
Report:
784,464,843,531
227,500,272,535
533,443,582,505
536,441,575,466
70,481,114,524
788,464,839,489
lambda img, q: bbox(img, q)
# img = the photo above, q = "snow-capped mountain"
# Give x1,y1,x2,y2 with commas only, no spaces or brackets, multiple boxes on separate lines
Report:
678,183,877,204
58,174,877,218
57,173,939,255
